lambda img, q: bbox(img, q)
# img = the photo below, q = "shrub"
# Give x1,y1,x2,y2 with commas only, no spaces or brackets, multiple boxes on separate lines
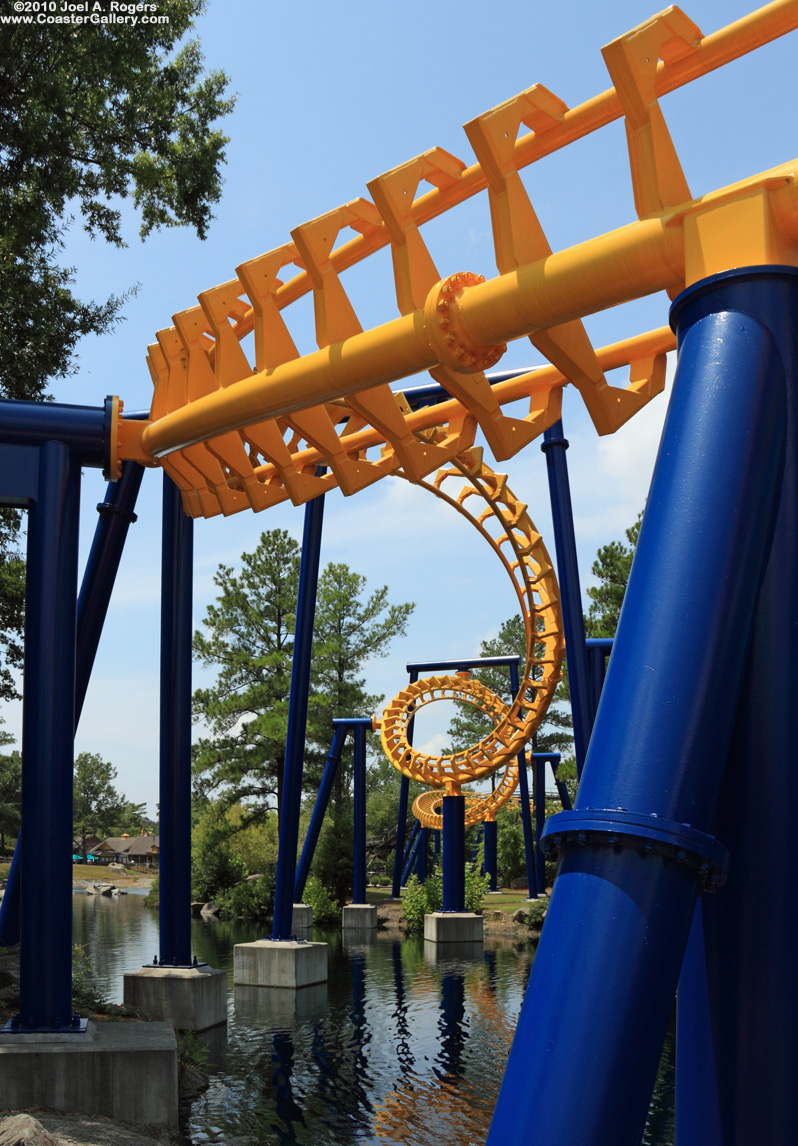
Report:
215,869,276,919
402,864,487,935
311,817,354,906
143,875,159,909
526,895,549,929
192,849,248,903
402,875,428,936
303,876,340,927
72,944,105,1013
465,865,490,912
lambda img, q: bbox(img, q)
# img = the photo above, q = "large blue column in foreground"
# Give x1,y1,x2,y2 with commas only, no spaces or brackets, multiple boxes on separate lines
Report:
19,442,81,1028
487,268,795,1146
158,475,194,966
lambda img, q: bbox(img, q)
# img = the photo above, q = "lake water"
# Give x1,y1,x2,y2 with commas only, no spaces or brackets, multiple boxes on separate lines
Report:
72,892,675,1145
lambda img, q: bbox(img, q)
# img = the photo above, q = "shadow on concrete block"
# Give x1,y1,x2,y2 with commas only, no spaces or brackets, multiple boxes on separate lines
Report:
234,982,327,1025
0,1021,177,1126
233,939,327,988
123,965,227,1032
423,912,484,945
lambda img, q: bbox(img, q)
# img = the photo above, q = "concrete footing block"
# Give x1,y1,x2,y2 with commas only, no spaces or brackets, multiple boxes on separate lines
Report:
233,939,327,988
341,904,377,931
292,903,312,931
423,912,484,944
123,965,227,1031
0,1021,178,1126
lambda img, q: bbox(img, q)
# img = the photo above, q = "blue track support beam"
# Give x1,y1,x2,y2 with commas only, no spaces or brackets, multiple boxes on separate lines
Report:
433,830,440,869
18,442,80,1029
272,486,325,941
158,475,194,966
442,795,465,912
487,268,792,1146
676,903,724,1146
675,269,798,1145
0,841,20,947
417,828,430,883
509,662,537,898
352,722,368,904
76,462,144,723
541,420,593,779
532,754,548,894
294,725,347,903
483,820,498,891
391,669,418,898
0,397,112,470
400,822,422,887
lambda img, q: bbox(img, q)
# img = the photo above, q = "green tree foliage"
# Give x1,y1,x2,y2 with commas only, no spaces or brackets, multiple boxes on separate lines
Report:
192,529,300,820
0,512,24,702
72,751,144,859
495,803,526,885
192,529,414,901
0,7,235,402
0,729,20,855
584,514,642,637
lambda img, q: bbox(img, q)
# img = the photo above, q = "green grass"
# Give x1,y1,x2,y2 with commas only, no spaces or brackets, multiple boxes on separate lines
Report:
364,884,547,914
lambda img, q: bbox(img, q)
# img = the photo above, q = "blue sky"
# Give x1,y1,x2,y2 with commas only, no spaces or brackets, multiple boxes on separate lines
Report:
3,0,796,813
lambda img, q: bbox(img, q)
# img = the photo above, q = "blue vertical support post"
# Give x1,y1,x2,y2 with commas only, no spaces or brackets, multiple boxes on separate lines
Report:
532,754,547,894
433,830,440,869
400,821,421,886
18,441,81,1029
488,269,794,1146
391,669,418,898
417,828,430,883
541,420,593,779
483,819,498,892
675,270,798,1146
352,721,368,905
272,486,325,941
508,662,537,899
586,638,613,726
294,725,347,902
441,794,465,913
158,475,193,967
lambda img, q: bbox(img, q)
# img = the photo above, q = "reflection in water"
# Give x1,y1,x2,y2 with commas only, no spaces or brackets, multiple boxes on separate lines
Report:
73,895,675,1145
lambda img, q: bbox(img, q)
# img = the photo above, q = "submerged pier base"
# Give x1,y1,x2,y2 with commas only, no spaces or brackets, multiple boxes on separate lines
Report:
123,965,227,1032
233,939,327,988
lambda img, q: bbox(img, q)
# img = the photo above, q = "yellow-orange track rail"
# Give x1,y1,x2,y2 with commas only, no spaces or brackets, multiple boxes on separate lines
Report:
379,447,564,804
114,2,798,528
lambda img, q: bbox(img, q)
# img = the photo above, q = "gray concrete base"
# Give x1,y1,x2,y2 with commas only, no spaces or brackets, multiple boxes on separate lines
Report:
233,939,327,988
423,912,484,944
234,983,327,1025
123,965,227,1031
292,903,312,931
342,904,377,931
0,1021,177,1126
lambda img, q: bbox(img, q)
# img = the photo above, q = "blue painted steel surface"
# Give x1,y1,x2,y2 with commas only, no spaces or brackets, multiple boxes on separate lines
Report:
532,754,548,894
294,725,346,902
272,486,326,940
76,462,144,722
19,442,80,1029
0,397,111,470
433,829,440,869
0,823,21,945
442,795,466,912
417,827,430,883
406,655,520,673
483,820,498,892
541,420,592,778
487,269,791,1146
158,475,194,966
400,821,422,886
508,662,538,898
0,444,39,505
674,268,798,1145
352,722,368,904
676,904,724,1146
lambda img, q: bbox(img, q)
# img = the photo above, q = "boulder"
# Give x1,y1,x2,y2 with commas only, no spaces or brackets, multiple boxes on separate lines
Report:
191,901,205,917
99,884,116,896
108,862,127,872
512,909,528,924
111,887,127,896
245,873,264,882
0,1114,62,1145
200,901,220,916
84,885,97,895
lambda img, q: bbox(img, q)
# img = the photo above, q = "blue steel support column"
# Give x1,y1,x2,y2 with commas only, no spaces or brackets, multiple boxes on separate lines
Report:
509,662,537,899
483,820,498,892
433,830,440,869
18,442,80,1029
586,638,613,727
352,722,367,904
400,821,421,886
417,828,430,883
272,486,325,941
676,270,798,1146
391,668,418,898
541,420,593,779
532,754,547,894
75,461,144,722
442,795,465,913
158,475,194,967
294,725,346,902
487,268,794,1146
